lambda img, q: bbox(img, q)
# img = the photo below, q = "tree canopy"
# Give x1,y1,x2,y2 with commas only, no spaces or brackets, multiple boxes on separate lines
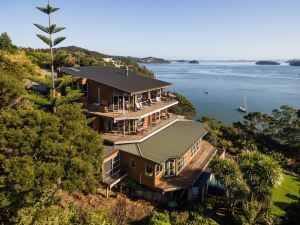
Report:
0,104,103,222
0,32,15,53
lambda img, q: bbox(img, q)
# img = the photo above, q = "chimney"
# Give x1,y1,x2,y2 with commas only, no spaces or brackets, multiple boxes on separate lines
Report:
125,66,129,76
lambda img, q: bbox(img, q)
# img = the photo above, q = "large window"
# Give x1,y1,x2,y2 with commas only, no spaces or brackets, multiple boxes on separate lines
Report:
191,141,200,156
104,153,120,180
164,159,175,176
155,164,163,176
145,164,153,176
178,155,186,172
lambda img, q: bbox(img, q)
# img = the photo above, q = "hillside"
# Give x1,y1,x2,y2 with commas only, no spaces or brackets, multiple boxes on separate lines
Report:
24,45,155,77
130,56,170,64
255,60,280,65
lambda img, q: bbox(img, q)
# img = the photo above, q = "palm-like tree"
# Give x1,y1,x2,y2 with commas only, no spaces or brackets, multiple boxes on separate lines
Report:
237,150,283,201
211,158,249,213
34,0,66,105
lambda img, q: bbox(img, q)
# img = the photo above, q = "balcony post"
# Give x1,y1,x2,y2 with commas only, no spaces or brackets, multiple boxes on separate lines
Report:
123,120,126,137
123,94,125,115
134,95,137,111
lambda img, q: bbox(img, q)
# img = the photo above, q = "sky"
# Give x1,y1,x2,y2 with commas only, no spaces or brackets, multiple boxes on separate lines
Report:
1,0,300,60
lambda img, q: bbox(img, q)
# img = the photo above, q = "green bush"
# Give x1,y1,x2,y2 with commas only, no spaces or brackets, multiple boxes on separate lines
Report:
149,211,171,225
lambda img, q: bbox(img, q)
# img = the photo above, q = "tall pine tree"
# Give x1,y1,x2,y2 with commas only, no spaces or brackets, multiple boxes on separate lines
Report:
34,0,66,111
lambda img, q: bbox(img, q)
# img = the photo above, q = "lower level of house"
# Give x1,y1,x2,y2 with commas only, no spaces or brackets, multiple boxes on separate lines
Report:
101,120,222,203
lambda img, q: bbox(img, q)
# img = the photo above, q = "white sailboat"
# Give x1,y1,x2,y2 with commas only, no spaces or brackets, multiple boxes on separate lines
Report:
237,97,247,112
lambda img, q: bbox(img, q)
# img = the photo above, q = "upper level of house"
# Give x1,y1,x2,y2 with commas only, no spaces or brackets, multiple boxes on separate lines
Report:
58,66,179,144
58,66,178,119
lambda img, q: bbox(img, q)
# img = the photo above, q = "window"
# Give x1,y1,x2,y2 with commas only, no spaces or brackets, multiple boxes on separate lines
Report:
145,164,153,176
104,153,120,180
137,118,145,128
191,141,200,156
155,164,163,176
178,155,186,172
130,159,136,168
164,159,175,176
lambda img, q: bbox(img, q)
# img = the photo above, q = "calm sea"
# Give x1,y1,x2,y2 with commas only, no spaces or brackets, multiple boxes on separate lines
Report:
143,62,300,124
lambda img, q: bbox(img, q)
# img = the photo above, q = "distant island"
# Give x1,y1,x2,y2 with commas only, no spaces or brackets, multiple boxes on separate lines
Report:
176,60,186,63
255,60,280,65
189,60,199,64
132,56,170,64
288,60,300,66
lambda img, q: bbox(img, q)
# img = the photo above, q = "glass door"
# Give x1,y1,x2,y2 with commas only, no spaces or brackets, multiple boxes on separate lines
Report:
164,159,175,176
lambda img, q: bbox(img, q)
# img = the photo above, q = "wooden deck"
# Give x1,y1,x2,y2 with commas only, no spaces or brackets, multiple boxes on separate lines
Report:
156,141,217,192
101,115,178,144
88,99,178,120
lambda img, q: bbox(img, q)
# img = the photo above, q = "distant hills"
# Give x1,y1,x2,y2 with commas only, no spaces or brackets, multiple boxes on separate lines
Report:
189,60,199,64
287,60,300,66
255,60,280,65
130,56,170,64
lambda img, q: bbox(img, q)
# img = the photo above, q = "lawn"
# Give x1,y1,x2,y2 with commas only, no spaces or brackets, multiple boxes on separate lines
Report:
271,172,300,215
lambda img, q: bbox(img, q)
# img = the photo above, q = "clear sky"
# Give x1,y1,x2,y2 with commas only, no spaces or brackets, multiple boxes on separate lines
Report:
1,0,300,60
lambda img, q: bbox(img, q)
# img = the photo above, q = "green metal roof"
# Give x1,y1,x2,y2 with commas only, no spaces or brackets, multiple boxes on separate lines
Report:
116,121,207,163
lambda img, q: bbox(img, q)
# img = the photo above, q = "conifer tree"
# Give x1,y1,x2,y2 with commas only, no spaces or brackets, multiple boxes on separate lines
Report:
34,0,66,103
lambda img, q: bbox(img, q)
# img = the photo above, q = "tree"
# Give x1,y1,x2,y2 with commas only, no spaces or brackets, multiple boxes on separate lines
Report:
0,32,15,52
169,92,196,119
0,70,24,108
26,73,83,112
210,157,249,213
0,104,103,222
237,150,283,201
54,50,76,68
149,211,171,225
34,0,66,107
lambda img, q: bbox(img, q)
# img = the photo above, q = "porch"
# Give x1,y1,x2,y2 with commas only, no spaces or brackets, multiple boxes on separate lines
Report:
156,141,217,192
88,99,178,120
101,114,178,144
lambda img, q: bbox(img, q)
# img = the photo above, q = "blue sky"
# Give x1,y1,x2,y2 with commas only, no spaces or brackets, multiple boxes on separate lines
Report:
1,0,300,60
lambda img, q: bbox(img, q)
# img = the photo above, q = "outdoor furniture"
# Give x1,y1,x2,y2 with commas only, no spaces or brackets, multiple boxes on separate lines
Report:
135,102,143,110
100,106,108,113
150,98,158,104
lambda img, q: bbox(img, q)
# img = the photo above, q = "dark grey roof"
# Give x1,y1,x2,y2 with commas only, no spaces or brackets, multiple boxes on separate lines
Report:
116,121,207,163
59,66,172,94
103,145,119,158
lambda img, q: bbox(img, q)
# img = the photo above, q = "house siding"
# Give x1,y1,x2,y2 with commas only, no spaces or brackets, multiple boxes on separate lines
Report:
120,151,156,188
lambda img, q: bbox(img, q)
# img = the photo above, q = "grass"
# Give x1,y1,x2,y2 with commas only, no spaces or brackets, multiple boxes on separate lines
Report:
271,172,300,216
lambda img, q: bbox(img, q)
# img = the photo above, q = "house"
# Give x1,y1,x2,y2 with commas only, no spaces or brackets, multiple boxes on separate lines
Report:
58,66,218,203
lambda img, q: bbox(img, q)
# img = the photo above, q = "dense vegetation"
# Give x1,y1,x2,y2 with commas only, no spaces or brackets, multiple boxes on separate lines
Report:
1,30,299,224
169,92,196,119
0,33,105,224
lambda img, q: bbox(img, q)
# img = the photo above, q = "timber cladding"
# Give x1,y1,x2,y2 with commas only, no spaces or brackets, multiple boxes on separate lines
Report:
120,151,156,188
87,80,117,104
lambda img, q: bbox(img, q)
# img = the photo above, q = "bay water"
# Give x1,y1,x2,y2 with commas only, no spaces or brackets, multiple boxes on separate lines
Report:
143,62,300,124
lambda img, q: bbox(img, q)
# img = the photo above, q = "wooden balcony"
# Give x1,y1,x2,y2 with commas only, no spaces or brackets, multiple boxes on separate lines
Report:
101,115,178,144
156,141,217,192
88,99,178,121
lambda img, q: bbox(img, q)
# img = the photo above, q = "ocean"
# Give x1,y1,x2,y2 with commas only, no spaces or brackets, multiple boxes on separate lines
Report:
143,62,300,124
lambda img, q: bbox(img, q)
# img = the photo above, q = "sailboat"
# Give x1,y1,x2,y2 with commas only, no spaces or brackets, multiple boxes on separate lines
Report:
237,97,247,112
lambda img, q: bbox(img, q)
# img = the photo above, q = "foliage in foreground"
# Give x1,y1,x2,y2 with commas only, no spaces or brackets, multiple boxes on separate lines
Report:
149,210,219,225
0,104,103,222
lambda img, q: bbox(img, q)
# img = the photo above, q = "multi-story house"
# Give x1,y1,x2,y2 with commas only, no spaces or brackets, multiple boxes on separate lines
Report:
58,66,218,203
